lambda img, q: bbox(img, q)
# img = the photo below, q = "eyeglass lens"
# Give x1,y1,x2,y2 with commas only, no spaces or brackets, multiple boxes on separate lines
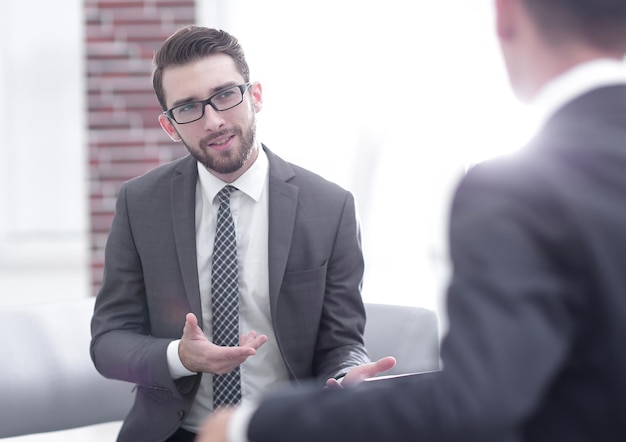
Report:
171,85,245,124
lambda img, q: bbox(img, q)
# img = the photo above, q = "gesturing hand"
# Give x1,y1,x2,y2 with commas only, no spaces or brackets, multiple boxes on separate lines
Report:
325,356,397,388
178,312,268,374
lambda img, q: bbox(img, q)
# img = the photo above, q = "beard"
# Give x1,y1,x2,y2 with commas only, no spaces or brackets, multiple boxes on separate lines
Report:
181,116,256,175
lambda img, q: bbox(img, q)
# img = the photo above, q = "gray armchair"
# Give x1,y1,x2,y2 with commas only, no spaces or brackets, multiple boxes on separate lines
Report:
0,298,439,440
0,297,133,439
364,302,440,376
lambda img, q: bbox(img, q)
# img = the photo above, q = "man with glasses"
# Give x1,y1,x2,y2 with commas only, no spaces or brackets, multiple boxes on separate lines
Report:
90,25,394,442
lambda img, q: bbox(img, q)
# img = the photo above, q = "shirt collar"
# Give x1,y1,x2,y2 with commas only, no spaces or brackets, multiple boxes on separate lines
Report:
197,144,269,204
529,57,626,132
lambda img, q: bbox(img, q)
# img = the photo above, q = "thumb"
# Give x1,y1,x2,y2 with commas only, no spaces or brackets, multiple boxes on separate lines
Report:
373,356,397,374
183,312,204,339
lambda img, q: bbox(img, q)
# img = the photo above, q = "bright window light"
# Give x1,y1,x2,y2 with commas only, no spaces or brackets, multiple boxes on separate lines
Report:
199,1,534,318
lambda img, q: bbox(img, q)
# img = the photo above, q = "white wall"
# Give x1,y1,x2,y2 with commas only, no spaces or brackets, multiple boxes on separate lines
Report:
198,0,533,333
0,0,88,306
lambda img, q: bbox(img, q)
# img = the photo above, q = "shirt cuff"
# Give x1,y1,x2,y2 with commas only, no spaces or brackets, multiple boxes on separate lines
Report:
167,339,196,379
334,372,347,384
227,401,258,442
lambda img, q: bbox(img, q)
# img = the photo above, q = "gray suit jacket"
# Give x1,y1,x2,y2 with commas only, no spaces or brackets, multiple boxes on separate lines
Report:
90,146,369,441
247,87,626,441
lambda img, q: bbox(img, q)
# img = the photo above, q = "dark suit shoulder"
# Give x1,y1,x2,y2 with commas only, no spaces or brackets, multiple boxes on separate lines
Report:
461,84,626,206
457,149,552,212
120,155,196,196
289,162,349,193
264,145,350,197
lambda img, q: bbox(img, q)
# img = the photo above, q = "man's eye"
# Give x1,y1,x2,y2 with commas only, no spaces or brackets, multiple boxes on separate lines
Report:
178,102,200,113
216,89,235,100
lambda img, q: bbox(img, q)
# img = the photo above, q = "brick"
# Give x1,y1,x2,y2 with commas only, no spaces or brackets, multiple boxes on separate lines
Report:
87,0,195,293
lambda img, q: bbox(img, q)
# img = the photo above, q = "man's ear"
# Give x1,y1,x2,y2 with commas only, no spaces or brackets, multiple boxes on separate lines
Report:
158,114,181,142
495,0,515,41
249,82,263,113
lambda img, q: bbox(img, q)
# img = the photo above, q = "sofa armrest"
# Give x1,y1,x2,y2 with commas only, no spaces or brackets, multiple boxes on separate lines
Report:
0,297,134,438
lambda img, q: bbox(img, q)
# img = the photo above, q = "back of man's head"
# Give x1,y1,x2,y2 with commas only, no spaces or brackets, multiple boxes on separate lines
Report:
523,0,626,53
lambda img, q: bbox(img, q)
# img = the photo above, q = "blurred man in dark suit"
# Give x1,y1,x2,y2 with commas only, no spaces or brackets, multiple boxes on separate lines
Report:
198,0,626,440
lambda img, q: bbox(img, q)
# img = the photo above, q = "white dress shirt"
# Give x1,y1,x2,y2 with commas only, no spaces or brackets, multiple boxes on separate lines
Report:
166,147,290,432
528,57,626,135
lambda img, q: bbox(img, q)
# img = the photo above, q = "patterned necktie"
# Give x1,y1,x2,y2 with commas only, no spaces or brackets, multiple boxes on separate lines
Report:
211,185,241,408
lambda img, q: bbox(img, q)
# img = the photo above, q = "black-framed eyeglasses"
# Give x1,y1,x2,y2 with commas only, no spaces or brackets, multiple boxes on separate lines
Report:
164,82,251,124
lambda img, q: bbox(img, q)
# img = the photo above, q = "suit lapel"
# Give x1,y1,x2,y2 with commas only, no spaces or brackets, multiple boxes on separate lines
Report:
265,147,298,314
171,156,203,320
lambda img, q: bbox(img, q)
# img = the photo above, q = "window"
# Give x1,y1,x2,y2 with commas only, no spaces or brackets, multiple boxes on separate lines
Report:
0,0,88,306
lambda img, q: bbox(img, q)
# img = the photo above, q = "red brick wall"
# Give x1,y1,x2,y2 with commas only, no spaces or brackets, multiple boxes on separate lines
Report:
86,0,195,295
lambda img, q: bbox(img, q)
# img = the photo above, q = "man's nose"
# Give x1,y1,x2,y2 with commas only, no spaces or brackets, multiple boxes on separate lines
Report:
202,104,226,131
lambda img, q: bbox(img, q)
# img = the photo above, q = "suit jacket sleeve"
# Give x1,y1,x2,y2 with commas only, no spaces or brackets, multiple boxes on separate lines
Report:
89,181,197,398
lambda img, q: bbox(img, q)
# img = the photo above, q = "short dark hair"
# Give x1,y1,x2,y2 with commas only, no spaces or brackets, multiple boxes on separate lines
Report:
523,0,626,52
152,25,251,111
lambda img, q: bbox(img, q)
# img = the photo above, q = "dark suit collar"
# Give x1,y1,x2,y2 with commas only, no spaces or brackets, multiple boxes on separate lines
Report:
551,85,626,120
171,156,203,318
531,59,626,131
263,145,299,312
539,85,626,134
264,144,296,182
528,85,626,156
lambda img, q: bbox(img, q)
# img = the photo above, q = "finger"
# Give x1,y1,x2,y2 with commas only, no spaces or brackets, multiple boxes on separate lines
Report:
224,345,257,358
210,347,256,374
340,356,398,387
247,334,268,350
239,331,257,345
240,331,268,349
373,356,397,373
325,378,343,389
359,356,397,378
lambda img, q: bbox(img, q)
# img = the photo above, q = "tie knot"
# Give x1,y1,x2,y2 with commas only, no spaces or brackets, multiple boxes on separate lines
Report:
217,185,236,206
